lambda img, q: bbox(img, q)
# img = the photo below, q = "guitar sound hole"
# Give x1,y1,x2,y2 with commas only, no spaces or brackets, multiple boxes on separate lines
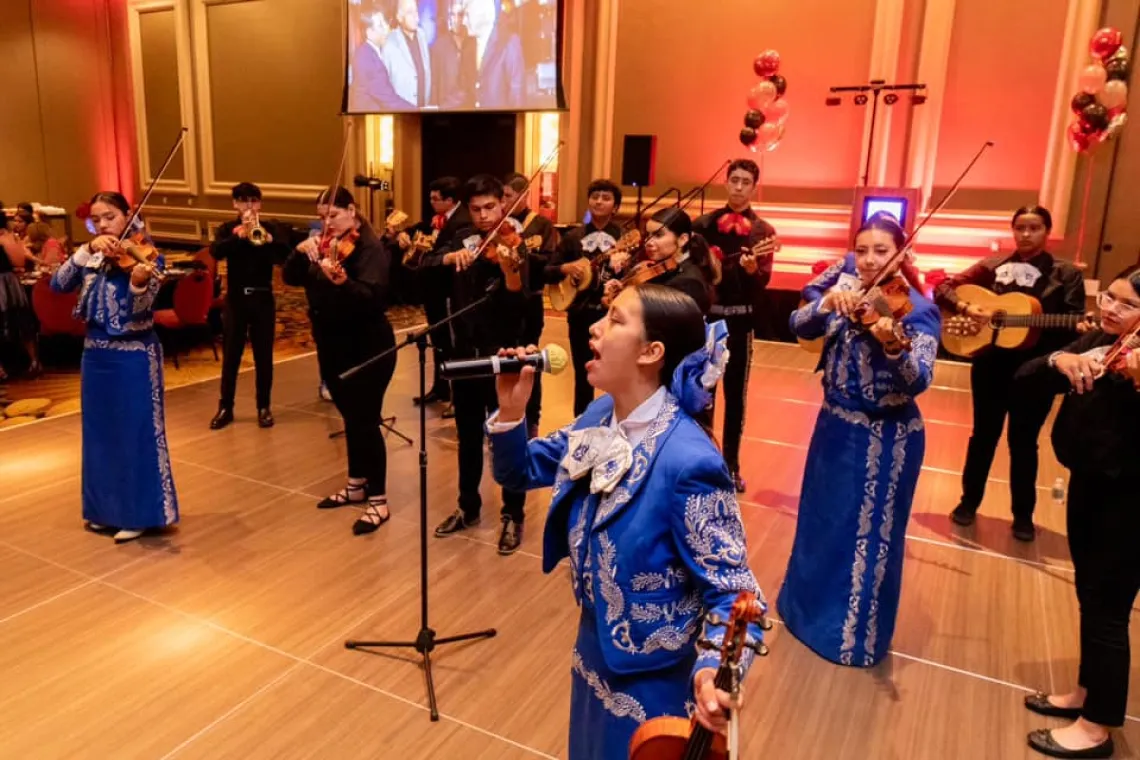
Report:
991,311,1006,329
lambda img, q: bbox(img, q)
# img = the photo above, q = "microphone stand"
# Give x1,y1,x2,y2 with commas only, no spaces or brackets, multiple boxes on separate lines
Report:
339,280,501,722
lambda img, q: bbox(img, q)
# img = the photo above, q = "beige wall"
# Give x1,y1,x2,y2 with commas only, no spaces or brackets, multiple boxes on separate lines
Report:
0,0,134,239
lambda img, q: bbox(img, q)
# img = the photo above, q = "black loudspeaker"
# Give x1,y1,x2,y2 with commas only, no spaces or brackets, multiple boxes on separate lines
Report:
621,135,657,187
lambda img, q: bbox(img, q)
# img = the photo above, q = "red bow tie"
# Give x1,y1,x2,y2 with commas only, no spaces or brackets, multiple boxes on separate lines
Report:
709,245,725,261
432,215,446,231
717,213,752,237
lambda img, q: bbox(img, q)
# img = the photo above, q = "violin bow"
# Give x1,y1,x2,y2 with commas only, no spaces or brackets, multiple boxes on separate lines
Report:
468,140,565,262
862,140,994,292
318,118,356,253
116,127,189,247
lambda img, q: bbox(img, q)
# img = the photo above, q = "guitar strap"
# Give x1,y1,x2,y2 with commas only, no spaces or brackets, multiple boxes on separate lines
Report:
522,211,539,236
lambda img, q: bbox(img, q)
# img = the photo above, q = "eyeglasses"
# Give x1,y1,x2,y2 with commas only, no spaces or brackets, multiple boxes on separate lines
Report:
1097,291,1140,313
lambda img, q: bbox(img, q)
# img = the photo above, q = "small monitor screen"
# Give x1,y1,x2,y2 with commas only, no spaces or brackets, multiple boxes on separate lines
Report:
863,197,907,226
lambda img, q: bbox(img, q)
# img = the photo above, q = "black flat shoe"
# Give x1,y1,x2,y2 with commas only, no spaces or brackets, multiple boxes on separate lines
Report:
209,406,234,430
1013,518,1037,543
257,408,274,428
732,471,747,494
353,503,391,536
1025,693,1082,719
950,503,977,527
317,487,365,510
1028,729,1113,759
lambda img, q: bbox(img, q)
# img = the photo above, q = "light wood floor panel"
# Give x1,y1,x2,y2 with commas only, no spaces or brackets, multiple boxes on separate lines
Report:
2,339,1137,759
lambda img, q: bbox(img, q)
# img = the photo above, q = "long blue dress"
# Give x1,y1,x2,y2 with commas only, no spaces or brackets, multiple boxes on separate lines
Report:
490,390,765,760
779,258,940,667
51,249,179,531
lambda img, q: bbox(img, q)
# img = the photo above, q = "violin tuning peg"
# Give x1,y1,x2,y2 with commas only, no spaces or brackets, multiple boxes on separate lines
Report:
753,643,770,657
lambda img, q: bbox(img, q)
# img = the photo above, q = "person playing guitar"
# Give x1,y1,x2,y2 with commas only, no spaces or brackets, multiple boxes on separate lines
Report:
933,205,1087,542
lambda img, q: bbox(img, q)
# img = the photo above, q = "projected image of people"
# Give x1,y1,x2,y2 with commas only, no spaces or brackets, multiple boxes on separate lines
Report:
346,0,560,113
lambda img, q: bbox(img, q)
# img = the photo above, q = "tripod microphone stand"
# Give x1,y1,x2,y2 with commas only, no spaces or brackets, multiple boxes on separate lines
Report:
339,281,501,722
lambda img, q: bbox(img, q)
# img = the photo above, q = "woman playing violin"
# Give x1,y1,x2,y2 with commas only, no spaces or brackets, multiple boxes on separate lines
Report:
50,191,179,543
487,284,765,759
283,186,396,536
1014,266,1140,760
781,213,941,667
603,207,716,314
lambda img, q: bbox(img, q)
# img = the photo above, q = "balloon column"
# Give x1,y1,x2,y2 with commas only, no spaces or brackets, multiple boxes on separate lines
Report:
1068,27,1129,153
740,49,790,152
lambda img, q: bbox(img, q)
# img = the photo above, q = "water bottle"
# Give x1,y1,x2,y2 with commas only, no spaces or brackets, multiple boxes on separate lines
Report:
1051,477,1066,503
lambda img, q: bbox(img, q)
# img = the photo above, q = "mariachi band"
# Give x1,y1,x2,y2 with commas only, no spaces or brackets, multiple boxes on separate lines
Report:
46,149,1140,760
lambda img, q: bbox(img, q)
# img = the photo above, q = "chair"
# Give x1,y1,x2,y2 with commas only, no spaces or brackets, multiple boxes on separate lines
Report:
154,271,218,369
31,278,84,338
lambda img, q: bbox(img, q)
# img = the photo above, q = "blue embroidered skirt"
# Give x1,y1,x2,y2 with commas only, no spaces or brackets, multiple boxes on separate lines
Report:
80,329,179,531
568,606,694,760
777,402,924,667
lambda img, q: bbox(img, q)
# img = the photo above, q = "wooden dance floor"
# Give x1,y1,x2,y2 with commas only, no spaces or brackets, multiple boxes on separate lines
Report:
2,316,1138,759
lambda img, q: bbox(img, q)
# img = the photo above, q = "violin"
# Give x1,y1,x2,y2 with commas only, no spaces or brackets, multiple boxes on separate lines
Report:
104,232,165,281
851,275,914,351
320,227,360,267
1095,322,1140,380
628,592,769,760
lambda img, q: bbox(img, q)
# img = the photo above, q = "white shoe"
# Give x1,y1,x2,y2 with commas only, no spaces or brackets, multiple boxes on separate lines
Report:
113,529,143,544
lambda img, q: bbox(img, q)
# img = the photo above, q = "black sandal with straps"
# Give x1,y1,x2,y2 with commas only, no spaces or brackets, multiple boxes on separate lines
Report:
352,502,391,536
317,486,365,510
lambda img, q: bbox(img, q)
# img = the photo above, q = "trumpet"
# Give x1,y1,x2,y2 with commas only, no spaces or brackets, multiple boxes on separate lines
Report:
245,210,268,246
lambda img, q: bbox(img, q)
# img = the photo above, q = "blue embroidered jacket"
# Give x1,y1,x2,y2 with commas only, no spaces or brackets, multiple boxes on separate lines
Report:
490,392,766,682
51,246,164,336
792,254,941,413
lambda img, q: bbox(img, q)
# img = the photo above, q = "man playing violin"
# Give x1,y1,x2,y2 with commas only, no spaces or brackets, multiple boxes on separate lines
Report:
283,186,398,537
545,178,624,416
503,171,558,439
425,174,530,555
1014,266,1140,760
210,182,288,431
693,159,778,493
933,205,1086,542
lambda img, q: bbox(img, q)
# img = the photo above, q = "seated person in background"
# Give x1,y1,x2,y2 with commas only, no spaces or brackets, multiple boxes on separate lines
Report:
24,222,64,269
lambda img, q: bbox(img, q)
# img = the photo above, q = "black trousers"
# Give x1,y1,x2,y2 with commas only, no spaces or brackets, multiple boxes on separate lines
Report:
219,292,276,409
523,295,544,434
1067,470,1140,727
567,308,603,417
424,292,453,398
960,355,1054,519
452,374,526,522
316,327,396,498
709,313,754,472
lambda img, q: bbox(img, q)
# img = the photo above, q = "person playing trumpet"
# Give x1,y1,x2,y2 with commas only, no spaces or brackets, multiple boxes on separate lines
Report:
210,182,288,430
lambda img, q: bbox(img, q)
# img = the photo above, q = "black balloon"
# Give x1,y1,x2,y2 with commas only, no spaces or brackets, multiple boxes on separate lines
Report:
1081,102,1110,131
1105,58,1130,81
739,127,759,147
1071,91,1096,114
744,109,766,129
768,75,787,96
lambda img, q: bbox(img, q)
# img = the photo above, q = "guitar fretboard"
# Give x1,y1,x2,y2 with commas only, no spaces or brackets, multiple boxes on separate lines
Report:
996,313,1086,329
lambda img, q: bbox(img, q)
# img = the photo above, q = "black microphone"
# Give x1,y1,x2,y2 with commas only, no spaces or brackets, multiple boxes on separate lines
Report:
440,345,569,380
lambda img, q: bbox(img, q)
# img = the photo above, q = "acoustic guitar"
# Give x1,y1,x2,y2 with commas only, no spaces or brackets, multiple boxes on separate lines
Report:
940,284,1089,358
545,230,641,312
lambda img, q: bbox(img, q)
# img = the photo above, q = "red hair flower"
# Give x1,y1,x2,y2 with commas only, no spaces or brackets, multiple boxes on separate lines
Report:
924,268,947,291
811,259,831,275
75,202,92,220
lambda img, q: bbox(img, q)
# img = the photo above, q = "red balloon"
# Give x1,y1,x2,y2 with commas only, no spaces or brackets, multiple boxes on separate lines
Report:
747,81,778,110
1090,27,1123,62
1068,121,1092,152
753,49,781,77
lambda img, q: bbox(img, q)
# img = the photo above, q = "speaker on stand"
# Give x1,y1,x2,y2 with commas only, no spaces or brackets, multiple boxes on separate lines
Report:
621,135,657,224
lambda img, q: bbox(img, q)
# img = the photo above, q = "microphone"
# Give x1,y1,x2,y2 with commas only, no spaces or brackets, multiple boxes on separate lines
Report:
441,344,569,380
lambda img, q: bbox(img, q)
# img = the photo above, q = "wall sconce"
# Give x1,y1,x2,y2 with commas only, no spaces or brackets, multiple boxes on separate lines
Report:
854,94,869,106
825,96,842,106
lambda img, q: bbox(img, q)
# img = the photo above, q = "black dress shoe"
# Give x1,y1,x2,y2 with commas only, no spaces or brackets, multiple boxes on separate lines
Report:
441,403,455,420
434,509,479,537
209,406,234,430
1025,693,1082,719
950,503,977,527
1013,518,1037,542
413,389,444,406
498,516,523,555
1028,729,1114,759
258,408,274,428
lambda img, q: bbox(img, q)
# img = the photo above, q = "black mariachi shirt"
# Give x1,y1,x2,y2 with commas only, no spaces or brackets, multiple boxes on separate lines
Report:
421,224,528,356
934,250,1086,357
544,221,625,313
649,257,714,315
281,225,393,341
211,218,290,294
1016,330,1140,478
692,206,776,307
